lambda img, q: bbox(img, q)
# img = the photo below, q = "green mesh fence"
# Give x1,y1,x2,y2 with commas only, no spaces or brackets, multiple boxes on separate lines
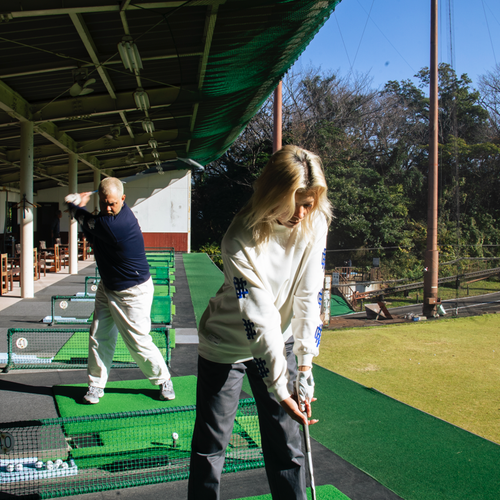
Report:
3,328,170,372
45,294,173,326
84,277,100,296
0,399,262,499
48,296,95,325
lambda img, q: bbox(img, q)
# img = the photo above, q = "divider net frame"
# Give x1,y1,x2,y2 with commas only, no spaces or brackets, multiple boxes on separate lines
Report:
0,399,263,499
3,328,170,372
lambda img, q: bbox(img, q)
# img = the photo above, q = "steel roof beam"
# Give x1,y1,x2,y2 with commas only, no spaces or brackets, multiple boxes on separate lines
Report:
188,3,219,152
0,81,32,123
69,12,117,100
34,122,101,174
8,1,226,18
0,50,203,80
30,87,185,123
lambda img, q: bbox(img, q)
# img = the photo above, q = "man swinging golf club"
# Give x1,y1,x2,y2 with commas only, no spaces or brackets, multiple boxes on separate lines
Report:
65,177,175,404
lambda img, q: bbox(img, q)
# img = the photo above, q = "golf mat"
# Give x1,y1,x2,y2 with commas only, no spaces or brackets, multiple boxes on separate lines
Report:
311,365,500,500
53,376,197,418
183,253,224,327
234,485,349,500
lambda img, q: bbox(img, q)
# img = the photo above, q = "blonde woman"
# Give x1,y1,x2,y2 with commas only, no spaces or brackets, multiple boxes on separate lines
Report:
188,145,332,499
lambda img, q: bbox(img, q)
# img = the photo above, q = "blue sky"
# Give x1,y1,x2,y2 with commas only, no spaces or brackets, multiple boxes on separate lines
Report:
294,0,500,90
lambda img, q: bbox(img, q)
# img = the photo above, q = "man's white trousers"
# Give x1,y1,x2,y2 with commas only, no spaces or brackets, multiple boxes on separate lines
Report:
88,277,170,388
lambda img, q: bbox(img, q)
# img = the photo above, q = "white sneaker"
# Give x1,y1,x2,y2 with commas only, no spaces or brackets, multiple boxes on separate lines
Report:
83,386,104,404
160,379,175,401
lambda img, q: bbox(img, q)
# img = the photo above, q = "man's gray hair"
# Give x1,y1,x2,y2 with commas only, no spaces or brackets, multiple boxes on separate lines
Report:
100,177,124,197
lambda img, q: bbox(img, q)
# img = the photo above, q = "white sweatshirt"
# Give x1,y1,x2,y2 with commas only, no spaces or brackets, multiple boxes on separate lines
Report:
198,211,328,402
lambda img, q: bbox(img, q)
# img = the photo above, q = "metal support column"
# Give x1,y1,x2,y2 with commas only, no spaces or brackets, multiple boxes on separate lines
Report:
423,0,439,317
19,121,34,298
68,152,79,274
93,170,100,214
273,81,282,153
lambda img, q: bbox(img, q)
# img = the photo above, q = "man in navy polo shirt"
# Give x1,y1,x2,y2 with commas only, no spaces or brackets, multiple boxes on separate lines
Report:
65,177,175,404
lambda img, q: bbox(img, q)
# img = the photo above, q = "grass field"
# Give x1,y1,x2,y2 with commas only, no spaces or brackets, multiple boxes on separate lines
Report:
317,313,500,444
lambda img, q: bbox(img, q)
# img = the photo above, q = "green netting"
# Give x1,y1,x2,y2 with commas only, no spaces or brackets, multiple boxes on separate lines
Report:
84,277,100,296
188,0,342,165
3,328,170,372
46,294,173,326
0,399,263,499
49,296,95,325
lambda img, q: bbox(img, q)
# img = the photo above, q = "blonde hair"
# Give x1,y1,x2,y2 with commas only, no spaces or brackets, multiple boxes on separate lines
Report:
239,145,332,245
99,177,124,197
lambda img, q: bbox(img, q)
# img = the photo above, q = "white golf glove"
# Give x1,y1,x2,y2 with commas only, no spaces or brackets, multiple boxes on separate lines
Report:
296,369,315,406
65,193,82,206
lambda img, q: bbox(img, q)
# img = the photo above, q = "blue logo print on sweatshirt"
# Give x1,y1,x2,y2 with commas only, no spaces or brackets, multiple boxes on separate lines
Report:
233,277,249,299
254,358,269,378
318,289,323,307
242,319,257,340
314,324,323,347
322,248,326,270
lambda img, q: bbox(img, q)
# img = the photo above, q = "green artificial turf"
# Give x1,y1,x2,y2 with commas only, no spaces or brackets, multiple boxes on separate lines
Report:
330,295,353,316
183,253,224,327
234,485,350,500
310,365,500,500
53,376,197,418
52,329,170,364
319,315,500,443
52,377,262,474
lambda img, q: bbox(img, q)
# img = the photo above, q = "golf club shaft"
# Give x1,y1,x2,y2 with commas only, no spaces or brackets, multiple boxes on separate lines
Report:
296,379,316,500
302,415,316,500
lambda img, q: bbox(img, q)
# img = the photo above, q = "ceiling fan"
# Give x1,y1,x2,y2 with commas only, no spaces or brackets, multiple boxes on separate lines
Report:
70,68,96,97
105,125,121,140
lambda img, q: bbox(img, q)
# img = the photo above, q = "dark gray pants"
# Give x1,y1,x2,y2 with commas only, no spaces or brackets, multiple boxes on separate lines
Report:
188,340,306,500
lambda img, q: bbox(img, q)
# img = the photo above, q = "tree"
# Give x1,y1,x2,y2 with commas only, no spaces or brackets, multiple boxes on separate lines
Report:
479,63,500,139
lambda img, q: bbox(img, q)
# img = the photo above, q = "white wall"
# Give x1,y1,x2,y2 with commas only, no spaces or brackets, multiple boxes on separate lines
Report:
33,170,190,234
126,171,190,233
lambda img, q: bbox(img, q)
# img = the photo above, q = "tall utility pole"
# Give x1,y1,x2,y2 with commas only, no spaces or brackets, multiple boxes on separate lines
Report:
423,0,440,317
273,81,282,153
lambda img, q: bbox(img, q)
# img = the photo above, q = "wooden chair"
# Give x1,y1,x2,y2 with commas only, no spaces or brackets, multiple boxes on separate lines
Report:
40,240,60,272
9,244,21,282
78,237,87,260
56,238,69,269
36,247,47,279
1,253,14,295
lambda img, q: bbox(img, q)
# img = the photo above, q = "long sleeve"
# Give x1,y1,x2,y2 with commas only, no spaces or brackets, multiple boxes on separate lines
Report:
66,203,112,245
223,251,291,401
291,223,327,367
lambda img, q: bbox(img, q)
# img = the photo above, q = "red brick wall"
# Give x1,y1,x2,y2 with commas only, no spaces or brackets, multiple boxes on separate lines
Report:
143,233,189,252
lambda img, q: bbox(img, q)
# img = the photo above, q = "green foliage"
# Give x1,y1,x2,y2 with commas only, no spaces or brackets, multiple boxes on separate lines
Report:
193,65,500,280
196,242,223,270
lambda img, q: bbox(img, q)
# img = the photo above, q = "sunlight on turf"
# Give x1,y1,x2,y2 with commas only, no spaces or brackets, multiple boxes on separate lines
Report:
317,313,500,444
